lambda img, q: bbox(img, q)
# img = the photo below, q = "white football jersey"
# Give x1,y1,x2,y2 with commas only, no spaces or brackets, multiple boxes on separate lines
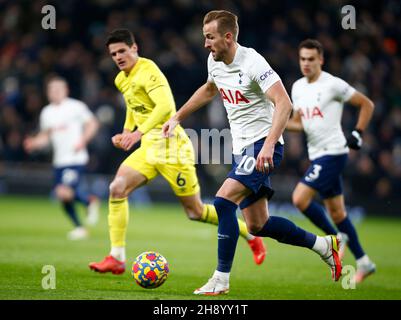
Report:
40,97,94,167
207,44,283,155
291,71,356,160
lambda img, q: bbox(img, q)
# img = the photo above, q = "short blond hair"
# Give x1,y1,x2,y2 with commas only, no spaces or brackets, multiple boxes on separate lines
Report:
203,10,239,41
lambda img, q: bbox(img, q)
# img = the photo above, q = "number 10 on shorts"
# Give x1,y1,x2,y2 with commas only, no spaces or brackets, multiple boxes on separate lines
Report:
235,155,256,175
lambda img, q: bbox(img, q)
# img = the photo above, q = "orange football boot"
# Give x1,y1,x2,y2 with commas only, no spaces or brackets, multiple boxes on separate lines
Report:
89,255,125,275
247,237,267,265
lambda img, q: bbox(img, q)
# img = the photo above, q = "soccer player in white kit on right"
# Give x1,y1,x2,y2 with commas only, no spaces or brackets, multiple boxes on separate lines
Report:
24,76,100,240
287,39,376,284
163,10,343,295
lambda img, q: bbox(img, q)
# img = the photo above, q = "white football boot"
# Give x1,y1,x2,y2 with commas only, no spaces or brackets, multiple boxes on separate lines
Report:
354,258,376,283
337,232,349,260
193,277,229,296
320,235,342,281
87,197,100,226
67,226,88,240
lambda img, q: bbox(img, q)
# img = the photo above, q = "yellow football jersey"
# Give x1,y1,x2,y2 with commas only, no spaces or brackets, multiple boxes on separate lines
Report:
114,57,200,196
114,57,184,141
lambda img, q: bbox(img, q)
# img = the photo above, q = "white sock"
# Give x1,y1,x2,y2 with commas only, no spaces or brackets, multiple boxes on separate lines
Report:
356,254,370,267
246,234,255,241
110,246,126,262
213,270,230,282
312,236,329,256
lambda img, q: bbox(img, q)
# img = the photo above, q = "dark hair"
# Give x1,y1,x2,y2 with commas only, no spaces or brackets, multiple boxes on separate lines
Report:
203,10,239,41
298,39,324,56
106,29,136,47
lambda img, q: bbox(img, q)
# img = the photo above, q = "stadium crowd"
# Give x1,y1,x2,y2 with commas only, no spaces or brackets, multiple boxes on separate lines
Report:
0,0,400,204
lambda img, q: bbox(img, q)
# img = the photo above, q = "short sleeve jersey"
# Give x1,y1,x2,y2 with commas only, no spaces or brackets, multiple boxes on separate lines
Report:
291,71,356,160
40,98,94,167
207,45,283,154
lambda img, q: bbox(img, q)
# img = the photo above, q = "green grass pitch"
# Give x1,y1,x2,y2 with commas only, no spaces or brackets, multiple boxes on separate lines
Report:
1,195,401,300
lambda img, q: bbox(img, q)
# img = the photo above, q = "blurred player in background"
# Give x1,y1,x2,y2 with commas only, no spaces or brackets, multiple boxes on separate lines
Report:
24,76,100,240
287,39,376,283
163,10,343,295
89,29,265,275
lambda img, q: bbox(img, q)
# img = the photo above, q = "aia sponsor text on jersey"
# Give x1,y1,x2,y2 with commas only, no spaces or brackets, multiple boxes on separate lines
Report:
298,106,323,119
219,88,250,105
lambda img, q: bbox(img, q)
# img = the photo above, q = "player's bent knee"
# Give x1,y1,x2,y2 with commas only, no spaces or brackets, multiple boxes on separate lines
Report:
55,185,74,202
292,193,308,211
109,177,128,198
330,210,347,224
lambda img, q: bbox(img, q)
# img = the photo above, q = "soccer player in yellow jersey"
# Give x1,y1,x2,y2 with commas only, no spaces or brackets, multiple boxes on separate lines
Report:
89,29,265,274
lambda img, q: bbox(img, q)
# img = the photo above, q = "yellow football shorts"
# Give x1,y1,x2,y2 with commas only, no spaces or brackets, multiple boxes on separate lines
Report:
122,134,200,197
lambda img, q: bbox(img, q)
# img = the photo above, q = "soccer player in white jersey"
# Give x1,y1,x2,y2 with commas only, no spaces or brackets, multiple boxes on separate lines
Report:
287,39,376,284
24,76,100,240
163,10,343,295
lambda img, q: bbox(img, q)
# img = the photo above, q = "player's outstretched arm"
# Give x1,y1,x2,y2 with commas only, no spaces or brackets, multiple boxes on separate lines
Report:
256,80,293,173
23,131,50,153
346,91,375,150
286,110,303,132
162,81,218,137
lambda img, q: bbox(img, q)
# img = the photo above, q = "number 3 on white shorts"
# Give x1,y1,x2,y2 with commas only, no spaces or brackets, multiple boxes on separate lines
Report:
305,164,322,182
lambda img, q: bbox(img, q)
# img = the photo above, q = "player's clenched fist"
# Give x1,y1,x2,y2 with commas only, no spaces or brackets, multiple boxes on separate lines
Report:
114,131,143,151
346,129,363,150
111,134,123,149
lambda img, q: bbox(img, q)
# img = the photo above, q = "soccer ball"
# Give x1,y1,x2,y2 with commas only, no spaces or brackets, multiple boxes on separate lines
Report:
132,251,169,289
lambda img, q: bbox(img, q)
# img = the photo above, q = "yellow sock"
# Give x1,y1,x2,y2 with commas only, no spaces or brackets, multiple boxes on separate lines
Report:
200,204,252,240
108,197,129,247
200,204,218,225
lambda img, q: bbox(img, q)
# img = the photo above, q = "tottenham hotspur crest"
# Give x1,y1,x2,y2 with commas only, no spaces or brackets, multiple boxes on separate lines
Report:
239,72,243,84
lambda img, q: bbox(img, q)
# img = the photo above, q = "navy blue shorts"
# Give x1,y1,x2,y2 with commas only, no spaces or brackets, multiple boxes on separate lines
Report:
301,154,347,199
54,165,85,190
227,139,284,209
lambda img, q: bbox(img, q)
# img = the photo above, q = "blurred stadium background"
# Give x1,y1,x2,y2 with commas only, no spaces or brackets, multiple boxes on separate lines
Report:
1,0,400,216
1,0,401,300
